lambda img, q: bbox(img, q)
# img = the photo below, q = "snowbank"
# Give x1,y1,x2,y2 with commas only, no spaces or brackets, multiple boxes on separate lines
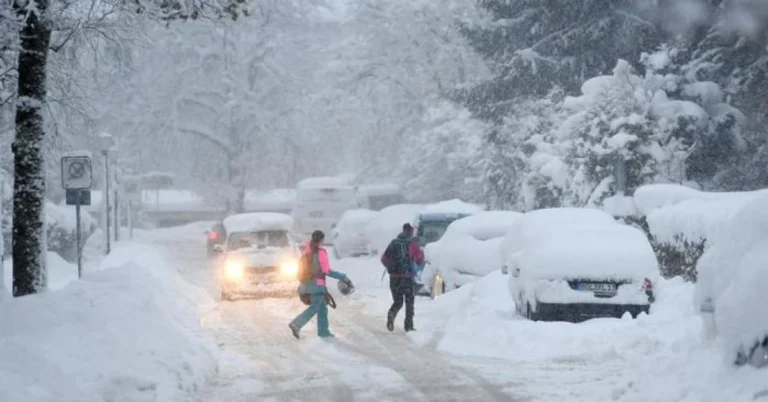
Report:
3,252,80,293
0,243,218,402
696,191,768,356
222,212,293,233
414,273,768,401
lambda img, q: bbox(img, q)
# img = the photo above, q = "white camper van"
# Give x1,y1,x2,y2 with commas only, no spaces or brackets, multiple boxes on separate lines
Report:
292,177,360,243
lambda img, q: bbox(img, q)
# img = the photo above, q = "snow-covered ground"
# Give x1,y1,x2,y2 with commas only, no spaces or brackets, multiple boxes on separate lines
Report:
336,254,768,402
0,242,218,402
4,217,766,402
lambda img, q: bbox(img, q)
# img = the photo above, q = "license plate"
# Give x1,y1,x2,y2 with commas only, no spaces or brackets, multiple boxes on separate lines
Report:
309,211,323,218
578,282,617,293
249,273,275,284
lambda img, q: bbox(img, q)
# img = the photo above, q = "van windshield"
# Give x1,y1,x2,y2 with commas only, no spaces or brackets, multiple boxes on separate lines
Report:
228,230,290,251
367,194,407,211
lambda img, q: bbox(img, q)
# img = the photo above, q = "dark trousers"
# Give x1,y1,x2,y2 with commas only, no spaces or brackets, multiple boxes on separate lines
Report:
388,277,415,329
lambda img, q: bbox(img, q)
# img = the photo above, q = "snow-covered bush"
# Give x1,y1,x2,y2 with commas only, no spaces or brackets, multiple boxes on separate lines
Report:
633,184,767,282
46,202,98,263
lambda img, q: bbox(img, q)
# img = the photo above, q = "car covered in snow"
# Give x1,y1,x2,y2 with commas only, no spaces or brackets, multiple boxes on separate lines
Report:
331,208,378,259
215,212,300,301
420,211,522,297
503,208,657,322
695,192,768,368
205,221,227,257
365,203,425,255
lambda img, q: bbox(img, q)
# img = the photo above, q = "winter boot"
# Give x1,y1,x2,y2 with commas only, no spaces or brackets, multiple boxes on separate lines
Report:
386,314,395,332
289,323,300,339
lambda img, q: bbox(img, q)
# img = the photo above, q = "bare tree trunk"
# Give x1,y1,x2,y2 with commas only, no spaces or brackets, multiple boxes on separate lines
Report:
12,0,52,296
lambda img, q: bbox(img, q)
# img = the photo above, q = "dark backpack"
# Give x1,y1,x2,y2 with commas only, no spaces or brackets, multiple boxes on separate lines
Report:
381,238,408,275
296,252,314,283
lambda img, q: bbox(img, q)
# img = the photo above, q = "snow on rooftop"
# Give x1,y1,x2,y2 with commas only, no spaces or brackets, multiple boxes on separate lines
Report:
222,212,294,233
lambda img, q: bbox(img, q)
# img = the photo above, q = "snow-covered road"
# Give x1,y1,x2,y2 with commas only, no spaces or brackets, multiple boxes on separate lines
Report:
162,235,524,401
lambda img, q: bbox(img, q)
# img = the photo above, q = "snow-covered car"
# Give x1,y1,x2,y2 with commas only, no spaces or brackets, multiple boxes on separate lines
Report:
331,208,378,259
215,212,300,301
421,211,522,296
504,208,657,322
695,192,768,368
365,203,425,255
205,221,226,257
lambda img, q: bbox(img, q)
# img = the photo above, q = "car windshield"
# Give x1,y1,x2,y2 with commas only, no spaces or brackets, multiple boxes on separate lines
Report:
417,221,452,246
227,230,290,251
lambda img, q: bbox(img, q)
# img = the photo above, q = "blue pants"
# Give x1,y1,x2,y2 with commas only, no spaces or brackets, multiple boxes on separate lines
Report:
290,293,331,337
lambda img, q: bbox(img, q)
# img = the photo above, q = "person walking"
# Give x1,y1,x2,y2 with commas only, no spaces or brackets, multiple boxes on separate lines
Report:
381,223,424,332
289,230,352,339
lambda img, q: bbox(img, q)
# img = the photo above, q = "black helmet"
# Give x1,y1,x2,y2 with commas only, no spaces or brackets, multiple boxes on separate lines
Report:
338,278,355,296
311,230,325,243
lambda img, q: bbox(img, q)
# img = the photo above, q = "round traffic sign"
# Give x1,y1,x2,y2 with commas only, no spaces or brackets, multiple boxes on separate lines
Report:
68,161,86,179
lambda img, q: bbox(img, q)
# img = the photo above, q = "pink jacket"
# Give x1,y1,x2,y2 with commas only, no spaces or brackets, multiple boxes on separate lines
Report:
303,242,331,286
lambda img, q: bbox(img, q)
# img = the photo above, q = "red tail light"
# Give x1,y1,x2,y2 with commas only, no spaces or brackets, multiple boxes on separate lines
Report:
208,232,219,240
642,278,653,291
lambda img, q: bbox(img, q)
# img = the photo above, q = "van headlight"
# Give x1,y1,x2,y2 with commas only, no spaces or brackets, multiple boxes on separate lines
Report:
280,259,298,277
224,260,245,280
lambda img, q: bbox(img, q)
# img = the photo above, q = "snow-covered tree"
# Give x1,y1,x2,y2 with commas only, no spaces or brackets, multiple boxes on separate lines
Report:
558,52,746,208
397,101,487,203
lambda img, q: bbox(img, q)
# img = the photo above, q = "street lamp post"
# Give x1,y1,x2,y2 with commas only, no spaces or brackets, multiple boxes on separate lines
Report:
98,133,116,255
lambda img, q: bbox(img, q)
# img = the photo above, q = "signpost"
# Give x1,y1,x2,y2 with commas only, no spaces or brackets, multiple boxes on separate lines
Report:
61,153,93,279
122,175,141,239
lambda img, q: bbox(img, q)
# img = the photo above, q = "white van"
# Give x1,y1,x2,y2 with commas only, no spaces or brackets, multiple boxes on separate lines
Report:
292,176,360,243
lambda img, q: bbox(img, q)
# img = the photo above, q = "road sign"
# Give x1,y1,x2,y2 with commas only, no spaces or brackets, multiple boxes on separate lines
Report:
61,155,93,189
65,189,91,206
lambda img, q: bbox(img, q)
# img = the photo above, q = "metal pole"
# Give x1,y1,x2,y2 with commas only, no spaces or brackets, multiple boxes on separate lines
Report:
104,150,111,254
128,201,133,239
76,199,82,279
114,185,119,242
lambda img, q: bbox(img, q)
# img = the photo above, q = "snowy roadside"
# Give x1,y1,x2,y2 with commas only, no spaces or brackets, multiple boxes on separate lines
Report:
0,242,219,402
336,253,768,401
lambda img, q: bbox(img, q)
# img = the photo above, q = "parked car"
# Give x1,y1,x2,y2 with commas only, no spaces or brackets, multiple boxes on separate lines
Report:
503,208,657,322
421,211,522,297
365,203,425,255
213,212,300,301
695,192,768,368
205,222,226,257
332,209,378,259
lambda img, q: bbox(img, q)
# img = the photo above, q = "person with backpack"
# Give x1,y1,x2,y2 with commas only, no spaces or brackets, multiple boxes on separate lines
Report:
289,230,353,339
381,223,424,332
